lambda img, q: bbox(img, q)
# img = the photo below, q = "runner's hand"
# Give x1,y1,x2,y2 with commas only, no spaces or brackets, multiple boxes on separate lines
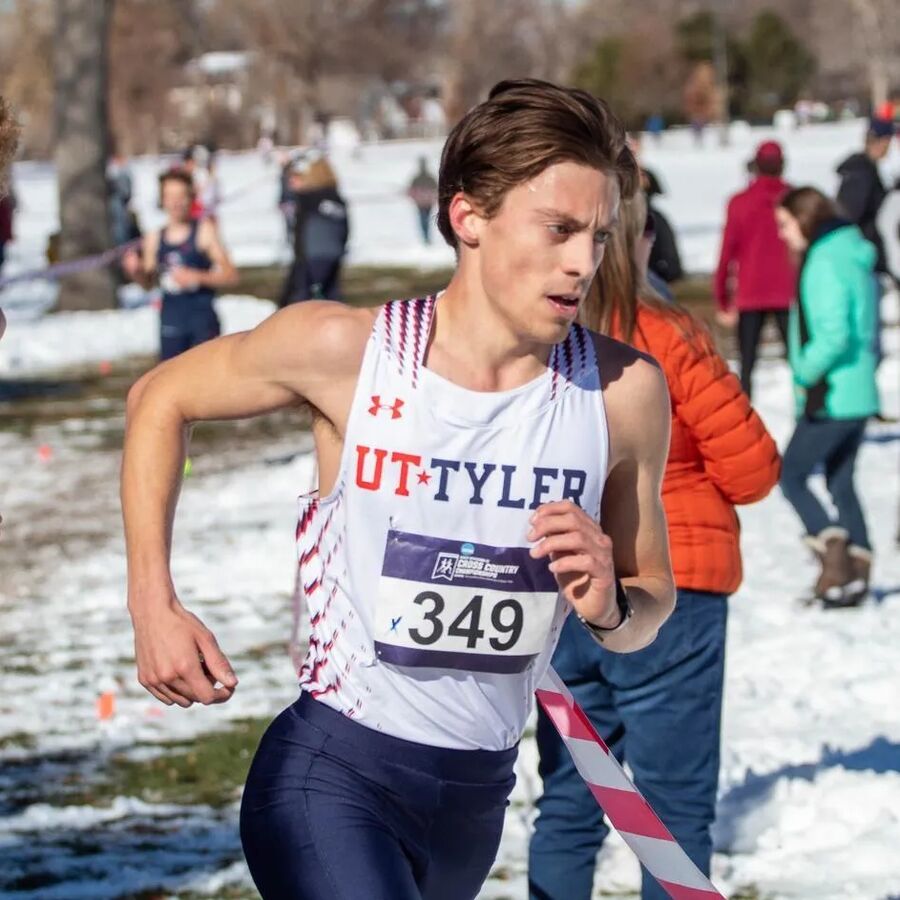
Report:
121,248,142,279
131,598,238,707
715,309,738,329
528,500,620,627
169,266,202,289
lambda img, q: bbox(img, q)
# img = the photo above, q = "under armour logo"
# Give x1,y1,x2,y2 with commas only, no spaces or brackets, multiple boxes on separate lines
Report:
368,395,404,419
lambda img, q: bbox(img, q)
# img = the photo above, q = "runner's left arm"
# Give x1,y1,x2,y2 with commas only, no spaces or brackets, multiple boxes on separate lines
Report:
598,355,675,651
194,219,238,288
529,352,674,652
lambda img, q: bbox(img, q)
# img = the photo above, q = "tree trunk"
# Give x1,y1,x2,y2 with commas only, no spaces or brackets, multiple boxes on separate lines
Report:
849,0,890,110
54,0,116,311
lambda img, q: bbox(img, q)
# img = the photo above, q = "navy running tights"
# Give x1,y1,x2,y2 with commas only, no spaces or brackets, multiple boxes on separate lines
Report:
240,692,516,900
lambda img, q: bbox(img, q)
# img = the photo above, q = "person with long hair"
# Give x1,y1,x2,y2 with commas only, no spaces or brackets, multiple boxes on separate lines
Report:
775,186,879,607
529,190,780,900
279,154,349,304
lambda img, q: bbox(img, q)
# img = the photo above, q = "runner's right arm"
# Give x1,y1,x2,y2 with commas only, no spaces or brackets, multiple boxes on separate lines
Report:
122,302,373,707
123,230,159,289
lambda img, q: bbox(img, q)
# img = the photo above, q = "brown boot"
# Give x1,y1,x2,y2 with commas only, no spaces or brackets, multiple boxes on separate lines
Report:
800,534,825,604
830,545,872,608
807,527,851,603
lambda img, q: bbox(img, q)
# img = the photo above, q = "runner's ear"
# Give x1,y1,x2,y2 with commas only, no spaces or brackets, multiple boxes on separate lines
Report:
447,192,483,249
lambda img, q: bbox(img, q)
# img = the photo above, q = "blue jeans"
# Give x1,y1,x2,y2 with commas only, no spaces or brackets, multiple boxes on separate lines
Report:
280,255,343,304
780,416,870,549
241,693,515,900
417,206,433,244
529,591,728,900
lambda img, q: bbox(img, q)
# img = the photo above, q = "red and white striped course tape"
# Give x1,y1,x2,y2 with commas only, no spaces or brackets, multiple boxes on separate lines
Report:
537,665,726,900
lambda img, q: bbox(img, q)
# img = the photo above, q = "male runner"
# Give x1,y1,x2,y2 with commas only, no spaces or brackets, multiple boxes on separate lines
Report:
123,169,237,360
122,79,676,900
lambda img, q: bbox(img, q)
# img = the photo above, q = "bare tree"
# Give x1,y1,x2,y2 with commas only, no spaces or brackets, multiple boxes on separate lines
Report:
444,0,577,122
0,1,55,158
54,0,116,311
108,0,198,156
1,96,22,193
223,0,360,142
848,0,894,109
222,0,445,142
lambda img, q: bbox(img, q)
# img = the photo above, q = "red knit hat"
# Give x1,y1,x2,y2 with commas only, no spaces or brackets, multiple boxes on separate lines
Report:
754,140,784,166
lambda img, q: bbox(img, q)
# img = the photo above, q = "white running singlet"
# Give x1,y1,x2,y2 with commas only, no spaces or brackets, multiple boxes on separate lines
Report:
294,296,609,750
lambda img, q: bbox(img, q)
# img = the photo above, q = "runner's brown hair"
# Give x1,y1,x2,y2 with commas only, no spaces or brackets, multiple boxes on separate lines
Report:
158,168,196,206
437,79,638,249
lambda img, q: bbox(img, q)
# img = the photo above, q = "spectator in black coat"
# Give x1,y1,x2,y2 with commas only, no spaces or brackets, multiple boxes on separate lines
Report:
279,155,349,305
407,157,439,244
835,117,897,283
647,202,683,287
629,133,683,287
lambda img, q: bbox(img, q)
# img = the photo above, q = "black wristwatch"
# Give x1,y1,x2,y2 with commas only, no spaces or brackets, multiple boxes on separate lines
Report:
577,578,632,642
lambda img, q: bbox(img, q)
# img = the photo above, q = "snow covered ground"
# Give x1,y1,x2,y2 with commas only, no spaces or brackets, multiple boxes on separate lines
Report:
1,117,899,320
0,326,897,899
1,121,899,899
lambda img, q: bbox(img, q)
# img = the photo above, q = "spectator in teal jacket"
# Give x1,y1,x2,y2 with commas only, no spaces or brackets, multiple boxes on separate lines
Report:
775,186,879,609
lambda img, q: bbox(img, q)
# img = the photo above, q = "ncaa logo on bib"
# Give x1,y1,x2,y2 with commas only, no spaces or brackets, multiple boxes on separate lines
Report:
460,543,475,556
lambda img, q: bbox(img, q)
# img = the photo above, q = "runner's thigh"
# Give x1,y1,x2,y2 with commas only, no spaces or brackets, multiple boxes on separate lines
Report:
240,706,422,900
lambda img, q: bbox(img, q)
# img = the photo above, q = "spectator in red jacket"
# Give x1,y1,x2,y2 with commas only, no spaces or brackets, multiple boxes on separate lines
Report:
714,140,796,398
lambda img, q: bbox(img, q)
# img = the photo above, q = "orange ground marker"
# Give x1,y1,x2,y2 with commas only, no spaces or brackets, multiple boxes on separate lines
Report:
97,691,116,720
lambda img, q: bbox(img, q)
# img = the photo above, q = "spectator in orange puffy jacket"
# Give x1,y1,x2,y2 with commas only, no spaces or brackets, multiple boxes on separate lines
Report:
529,190,781,900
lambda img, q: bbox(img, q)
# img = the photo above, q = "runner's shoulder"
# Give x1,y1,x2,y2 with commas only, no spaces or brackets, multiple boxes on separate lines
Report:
196,216,220,244
589,330,662,391
267,300,376,377
589,331,669,452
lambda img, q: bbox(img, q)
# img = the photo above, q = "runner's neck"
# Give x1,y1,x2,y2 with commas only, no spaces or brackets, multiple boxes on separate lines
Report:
163,220,192,243
428,281,554,393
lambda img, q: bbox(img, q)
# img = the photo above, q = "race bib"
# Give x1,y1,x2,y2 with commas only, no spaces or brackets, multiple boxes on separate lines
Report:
374,530,560,674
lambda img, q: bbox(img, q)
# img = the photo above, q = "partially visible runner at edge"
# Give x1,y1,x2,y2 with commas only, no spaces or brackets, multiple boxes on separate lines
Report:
122,80,677,900
0,94,21,541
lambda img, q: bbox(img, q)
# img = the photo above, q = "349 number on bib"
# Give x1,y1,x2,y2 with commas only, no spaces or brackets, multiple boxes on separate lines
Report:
409,591,523,651
374,529,561,674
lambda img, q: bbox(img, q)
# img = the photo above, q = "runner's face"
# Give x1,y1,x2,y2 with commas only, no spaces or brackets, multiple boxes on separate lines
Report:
162,181,193,223
475,162,620,343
